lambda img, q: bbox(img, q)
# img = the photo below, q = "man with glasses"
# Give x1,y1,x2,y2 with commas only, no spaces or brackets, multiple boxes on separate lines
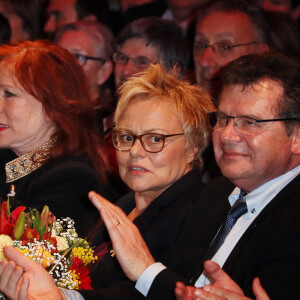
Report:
113,17,190,89
55,21,115,133
194,0,269,101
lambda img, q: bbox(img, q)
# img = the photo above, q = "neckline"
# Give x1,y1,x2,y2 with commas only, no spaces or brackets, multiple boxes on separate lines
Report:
5,139,54,183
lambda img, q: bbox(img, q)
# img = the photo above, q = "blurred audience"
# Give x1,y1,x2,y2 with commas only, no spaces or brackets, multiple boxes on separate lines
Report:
0,0,46,41
55,20,115,130
193,0,269,102
0,13,11,45
44,0,111,40
113,16,190,89
265,11,300,59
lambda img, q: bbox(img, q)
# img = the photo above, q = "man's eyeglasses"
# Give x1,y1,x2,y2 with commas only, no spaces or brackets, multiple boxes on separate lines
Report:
208,111,299,135
112,130,184,153
73,53,106,66
113,52,153,69
193,40,259,58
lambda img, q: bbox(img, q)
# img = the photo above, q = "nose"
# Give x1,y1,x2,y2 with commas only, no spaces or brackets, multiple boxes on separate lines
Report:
129,138,147,158
44,17,56,34
219,119,242,143
197,47,217,68
122,59,138,76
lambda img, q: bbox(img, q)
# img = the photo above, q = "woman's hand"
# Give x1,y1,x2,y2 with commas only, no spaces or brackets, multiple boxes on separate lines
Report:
89,191,155,281
0,246,64,300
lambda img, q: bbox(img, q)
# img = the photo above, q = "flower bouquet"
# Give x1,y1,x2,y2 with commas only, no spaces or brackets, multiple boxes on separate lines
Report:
0,189,97,298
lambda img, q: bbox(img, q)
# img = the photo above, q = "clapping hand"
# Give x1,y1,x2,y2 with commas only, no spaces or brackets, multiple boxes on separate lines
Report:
175,261,270,300
89,191,155,281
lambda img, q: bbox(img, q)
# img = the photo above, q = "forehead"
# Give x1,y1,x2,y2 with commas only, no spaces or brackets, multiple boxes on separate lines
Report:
196,12,256,41
118,96,179,126
47,0,76,14
120,38,158,59
219,79,284,118
58,30,102,56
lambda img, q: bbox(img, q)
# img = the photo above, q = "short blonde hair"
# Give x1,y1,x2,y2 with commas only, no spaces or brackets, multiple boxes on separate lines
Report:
114,64,215,168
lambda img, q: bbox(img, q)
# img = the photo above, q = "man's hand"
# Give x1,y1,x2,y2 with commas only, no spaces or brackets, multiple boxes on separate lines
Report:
0,246,65,300
89,191,155,281
174,261,270,300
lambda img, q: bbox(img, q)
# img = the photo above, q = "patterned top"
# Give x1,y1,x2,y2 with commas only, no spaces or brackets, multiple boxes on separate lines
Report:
5,139,54,183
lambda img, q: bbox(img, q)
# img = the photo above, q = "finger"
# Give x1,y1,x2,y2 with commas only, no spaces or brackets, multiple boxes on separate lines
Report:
4,265,23,299
89,191,134,231
204,261,243,294
203,285,249,300
3,246,33,272
252,278,270,300
0,260,16,292
193,288,223,300
203,260,230,282
18,276,29,300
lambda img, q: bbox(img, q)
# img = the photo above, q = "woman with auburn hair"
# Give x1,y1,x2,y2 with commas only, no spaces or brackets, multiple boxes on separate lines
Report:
0,40,109,237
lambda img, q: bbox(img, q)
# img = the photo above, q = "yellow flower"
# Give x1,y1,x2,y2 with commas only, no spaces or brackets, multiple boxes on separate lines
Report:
71,247,97,265
0,235,13,261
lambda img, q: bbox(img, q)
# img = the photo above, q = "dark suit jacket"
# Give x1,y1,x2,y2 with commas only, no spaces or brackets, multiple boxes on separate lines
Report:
147,174,300,300
0,153,108,237
79,169,206,299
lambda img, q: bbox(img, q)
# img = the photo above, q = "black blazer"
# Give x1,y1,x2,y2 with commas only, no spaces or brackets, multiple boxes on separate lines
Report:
148,174,300,300
0,154,108,237
79,169,206,299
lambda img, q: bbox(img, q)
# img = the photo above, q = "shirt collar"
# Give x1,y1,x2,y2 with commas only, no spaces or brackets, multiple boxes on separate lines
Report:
229,165,300,218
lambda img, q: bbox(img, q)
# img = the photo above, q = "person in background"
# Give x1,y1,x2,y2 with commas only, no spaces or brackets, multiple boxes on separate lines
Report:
55,20,115,134
0,0,46,41
0,13,11,45
0,63,215,300
113,16,190,89
0,40,111,237
44,0,111,40
265,10,300,59
193,0,269,102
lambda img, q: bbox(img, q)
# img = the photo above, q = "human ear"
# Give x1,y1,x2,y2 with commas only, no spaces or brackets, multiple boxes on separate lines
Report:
97,60,113,85
291,127,300,155
187,147,199,164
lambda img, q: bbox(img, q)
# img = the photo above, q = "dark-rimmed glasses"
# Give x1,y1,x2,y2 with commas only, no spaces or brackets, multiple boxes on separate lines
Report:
208,111,299,135
73,53,106,66
112,130,184,153
194,41,259,58
113,52,153,69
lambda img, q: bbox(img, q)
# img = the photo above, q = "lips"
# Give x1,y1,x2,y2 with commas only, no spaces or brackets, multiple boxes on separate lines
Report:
0,124,9,131
128,165,149,174
222,150,248,158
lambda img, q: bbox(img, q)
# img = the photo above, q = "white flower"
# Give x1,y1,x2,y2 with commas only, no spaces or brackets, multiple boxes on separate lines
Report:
0,235,13,261
55,236,69,251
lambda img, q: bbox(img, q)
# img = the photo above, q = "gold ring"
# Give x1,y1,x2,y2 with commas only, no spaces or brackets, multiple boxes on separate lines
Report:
114,220,120,226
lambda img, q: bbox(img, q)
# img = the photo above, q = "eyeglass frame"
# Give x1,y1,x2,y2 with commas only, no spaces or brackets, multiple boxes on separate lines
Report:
73,53,106,66
207,111,300,134
112,51,154,68
193,41,260,58
112,130,185,153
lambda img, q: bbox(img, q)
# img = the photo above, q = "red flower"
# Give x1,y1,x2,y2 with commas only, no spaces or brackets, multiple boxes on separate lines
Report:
0,201,26,236
70,257,92,290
